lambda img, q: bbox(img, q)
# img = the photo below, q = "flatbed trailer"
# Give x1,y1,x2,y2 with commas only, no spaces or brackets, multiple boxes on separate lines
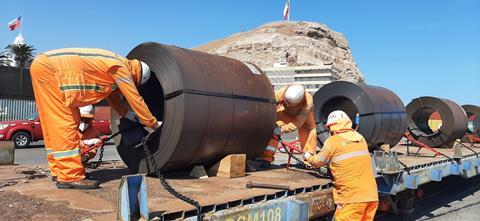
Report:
129,166,335,220
112,142,480,220
2,143,479,220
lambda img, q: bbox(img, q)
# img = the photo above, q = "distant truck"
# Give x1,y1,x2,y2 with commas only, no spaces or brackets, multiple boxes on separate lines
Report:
0,107,111,148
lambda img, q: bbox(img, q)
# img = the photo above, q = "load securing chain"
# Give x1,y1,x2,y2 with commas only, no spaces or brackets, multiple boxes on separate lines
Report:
140,137,203,220
87,143,105,169
275,135,330,178
87,124,142,169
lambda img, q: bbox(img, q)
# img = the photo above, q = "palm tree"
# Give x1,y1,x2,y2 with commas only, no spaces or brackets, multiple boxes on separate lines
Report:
5,44,36,69
0,52,11,66
5,44,36,92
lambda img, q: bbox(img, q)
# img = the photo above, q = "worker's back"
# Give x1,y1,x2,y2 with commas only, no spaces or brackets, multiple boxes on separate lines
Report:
323,133,378,204
41,48,127,82
34,48,141,107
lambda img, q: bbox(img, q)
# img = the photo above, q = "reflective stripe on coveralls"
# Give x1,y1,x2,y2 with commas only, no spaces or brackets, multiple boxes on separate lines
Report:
45,147,57,176
30,48,157,182
331,150,370,163
52,148,80,159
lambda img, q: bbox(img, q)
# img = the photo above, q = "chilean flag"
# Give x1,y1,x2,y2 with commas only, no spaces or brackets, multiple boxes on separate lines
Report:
283,0,290,21
8,16,22,31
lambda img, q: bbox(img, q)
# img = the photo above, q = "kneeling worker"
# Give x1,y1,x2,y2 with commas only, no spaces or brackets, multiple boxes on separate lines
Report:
306,110,378,221
260,84,317,166
30,48,162,189
78,105,101,165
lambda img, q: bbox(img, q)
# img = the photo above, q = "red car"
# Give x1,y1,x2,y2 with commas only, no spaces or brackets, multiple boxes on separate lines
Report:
0,112,111,148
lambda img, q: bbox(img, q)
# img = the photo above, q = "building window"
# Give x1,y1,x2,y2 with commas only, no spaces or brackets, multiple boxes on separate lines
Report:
294,76,332,81
294,69,331,74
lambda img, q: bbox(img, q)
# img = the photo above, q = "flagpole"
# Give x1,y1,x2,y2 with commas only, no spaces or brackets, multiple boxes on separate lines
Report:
288,0,291,21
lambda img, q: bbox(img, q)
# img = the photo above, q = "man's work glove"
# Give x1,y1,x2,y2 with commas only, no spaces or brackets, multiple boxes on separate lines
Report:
140,121,163,146
306,155,325,169
83,138,102,146
153,121,163,130
281,123,298,133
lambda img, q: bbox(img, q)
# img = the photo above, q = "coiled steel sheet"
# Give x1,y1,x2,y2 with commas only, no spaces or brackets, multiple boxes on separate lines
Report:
406,96,468,148
114,42,276,173
313,81,407,151
462,104,480,142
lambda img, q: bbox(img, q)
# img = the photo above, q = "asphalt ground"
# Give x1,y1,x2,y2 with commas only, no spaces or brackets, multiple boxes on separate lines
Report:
14,141,121,165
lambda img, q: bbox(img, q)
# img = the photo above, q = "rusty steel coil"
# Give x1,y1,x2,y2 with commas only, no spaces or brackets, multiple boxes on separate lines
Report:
462,104,480,143
113,42,276,173
406,96,468,148
313,81,408,151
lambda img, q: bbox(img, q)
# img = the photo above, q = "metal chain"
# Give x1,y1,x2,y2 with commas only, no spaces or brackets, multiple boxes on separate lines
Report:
141,138,203,220
85,124,141,169
86,143,105,169
276,135,330,178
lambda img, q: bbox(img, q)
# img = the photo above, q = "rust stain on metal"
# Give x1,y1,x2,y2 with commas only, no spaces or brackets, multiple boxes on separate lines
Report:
296,189,335,218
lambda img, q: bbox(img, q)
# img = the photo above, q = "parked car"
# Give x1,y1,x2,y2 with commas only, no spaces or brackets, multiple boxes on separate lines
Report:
0,112,111,148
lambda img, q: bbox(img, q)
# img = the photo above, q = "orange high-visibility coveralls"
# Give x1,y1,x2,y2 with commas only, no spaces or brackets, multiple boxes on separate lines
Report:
79,125,101,161
307,118,378,221
30,48,158,182
261,86,317,163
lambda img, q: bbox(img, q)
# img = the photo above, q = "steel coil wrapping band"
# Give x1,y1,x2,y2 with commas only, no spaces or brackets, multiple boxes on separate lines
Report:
461,105,480,143
406,96,468,148
313,81,407,151
113,42,276,173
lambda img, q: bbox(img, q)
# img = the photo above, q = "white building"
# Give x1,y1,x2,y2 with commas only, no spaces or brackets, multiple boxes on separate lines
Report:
262,64,339,93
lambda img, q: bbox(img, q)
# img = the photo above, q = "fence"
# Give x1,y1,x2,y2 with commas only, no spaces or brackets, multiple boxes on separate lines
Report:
0,96,37,121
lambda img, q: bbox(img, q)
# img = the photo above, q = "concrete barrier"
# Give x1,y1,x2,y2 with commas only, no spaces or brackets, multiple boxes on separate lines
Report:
0,141,15,165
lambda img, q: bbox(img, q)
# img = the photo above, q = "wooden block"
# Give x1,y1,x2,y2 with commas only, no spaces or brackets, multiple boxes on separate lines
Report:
208,154,246,178
0,141,15,165
189,166,208,179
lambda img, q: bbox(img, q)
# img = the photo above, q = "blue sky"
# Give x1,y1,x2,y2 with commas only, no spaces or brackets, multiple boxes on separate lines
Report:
1,0,478,105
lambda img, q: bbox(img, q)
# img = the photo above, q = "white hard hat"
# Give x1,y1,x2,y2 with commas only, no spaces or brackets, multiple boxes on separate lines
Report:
284,84,305,106
140,61,151,85
79,105,95,118
326,110,350,127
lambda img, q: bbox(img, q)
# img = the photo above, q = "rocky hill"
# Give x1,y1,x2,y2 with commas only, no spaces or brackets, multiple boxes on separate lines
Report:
195,21,364,83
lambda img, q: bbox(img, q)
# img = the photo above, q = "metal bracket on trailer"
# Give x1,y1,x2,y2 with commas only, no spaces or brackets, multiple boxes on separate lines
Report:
372,151,405,194
117,174,149,221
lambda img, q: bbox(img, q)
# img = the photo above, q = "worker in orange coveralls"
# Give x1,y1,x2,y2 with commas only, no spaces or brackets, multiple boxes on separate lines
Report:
30,48,162,189
259,84,317,167
78,105,101,165
306,110,378,221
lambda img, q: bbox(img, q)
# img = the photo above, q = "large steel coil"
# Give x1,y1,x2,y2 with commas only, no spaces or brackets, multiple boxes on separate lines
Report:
406,96,468,147
462,104,480,142
113,42,276,173
313,81,407,151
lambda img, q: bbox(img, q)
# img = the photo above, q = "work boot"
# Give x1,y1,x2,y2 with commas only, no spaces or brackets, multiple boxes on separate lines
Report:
56,178,100,190
84,172,91,179
257,159,272,169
